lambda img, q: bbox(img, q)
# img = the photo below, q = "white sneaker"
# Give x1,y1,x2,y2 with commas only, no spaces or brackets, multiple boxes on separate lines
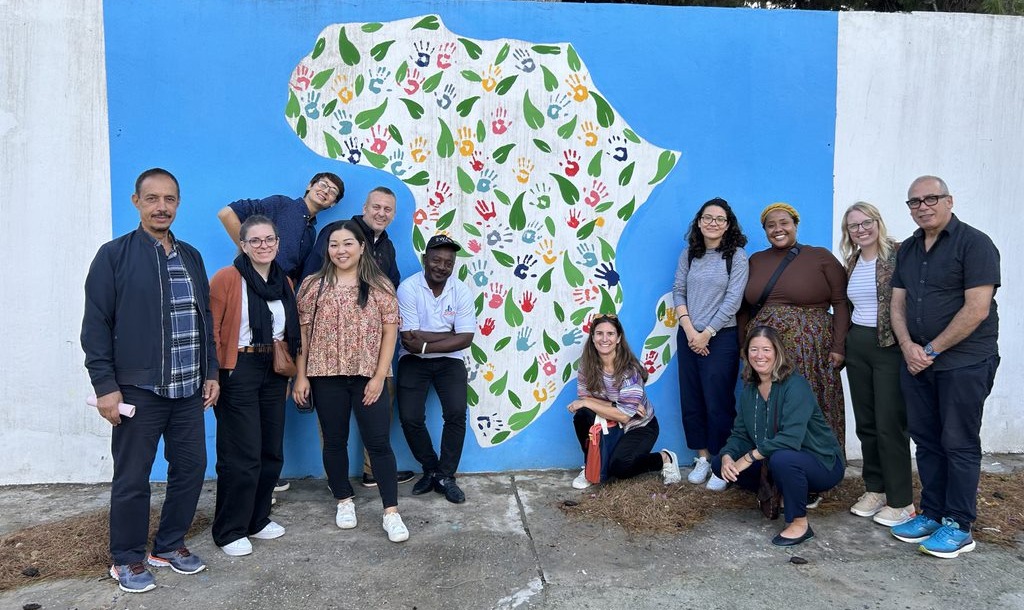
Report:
873,504,916,527
661,449,681,485
706,473,728,491
220,537,253,557
571,467,592,490
336,500,357,529
251,520,285,540
688,456,711,484
382,512,409,543
850,491,887,517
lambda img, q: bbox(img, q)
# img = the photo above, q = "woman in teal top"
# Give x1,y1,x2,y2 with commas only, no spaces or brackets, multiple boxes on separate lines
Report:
713,325,845,547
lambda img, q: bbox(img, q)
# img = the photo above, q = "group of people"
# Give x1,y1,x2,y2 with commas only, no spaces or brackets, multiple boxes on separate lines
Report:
81,169,998,592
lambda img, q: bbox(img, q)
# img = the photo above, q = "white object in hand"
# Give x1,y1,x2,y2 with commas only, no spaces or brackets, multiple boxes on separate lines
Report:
86,395,136,418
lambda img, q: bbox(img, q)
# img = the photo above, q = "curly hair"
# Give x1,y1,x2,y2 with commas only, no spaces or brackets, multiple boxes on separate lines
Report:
578,315,647,397
686,197,748,263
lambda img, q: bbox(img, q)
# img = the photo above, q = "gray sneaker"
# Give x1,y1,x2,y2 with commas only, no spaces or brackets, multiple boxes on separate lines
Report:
147,547,206,575
110,562,156,593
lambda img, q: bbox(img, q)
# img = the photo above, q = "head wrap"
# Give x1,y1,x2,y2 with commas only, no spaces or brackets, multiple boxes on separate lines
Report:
760,202,800,226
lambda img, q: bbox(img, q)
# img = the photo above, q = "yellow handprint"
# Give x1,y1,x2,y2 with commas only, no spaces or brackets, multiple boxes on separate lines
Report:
533,380,557,403
481,64,502,93
579,121,599,147
457,126,475,157
664,308,678,328
564,73,590,102
535,239,559,265
332,74,354,104
515,157,535,184
410,136,430,163
482,363,496,382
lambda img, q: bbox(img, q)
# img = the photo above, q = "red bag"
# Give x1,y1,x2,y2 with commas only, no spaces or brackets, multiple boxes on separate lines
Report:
584,416,623,484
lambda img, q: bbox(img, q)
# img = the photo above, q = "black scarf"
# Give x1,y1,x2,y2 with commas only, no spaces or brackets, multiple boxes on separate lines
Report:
233,253,301,356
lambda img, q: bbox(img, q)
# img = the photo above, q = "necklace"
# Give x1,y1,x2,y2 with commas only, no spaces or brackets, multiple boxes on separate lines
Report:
753,385,772,443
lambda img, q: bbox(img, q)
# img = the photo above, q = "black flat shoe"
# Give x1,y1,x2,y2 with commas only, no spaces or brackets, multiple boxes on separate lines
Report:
412,472,436,495
433,476,466,504
772,526,815,547
397,470,415,484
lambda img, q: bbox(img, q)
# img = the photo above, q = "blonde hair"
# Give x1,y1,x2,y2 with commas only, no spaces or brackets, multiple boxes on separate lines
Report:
839,201,893,270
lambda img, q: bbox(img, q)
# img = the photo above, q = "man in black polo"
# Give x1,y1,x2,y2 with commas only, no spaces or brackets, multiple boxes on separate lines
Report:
889,175,1000,558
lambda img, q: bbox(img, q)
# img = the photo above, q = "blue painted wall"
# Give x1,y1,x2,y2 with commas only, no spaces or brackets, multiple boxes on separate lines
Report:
103,0,837,478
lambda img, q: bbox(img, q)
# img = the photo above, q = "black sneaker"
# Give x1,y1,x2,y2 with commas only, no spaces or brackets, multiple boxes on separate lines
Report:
361,473,378,488
412,472,436,495
397,470,415,484
433,476,466,504
274,479,290,492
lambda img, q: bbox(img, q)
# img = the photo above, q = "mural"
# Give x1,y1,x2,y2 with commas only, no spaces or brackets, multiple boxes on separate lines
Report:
284,15,680,446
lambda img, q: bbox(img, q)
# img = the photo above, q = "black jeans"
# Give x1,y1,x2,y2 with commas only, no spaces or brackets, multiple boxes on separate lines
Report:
397,355,468,478
212,353,288,546
311,375,398,508
111,385,206,565
572,408,663,479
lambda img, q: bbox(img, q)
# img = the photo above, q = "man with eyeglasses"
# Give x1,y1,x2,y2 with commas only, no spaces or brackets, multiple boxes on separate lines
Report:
217,173,344,283
889,175,1000,559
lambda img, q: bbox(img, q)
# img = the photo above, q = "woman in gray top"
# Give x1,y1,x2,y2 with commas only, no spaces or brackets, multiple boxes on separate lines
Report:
672,198,749,491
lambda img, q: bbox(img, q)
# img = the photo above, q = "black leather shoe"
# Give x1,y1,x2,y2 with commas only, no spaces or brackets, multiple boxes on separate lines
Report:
361,473,378,488
412,472,436,495
434,476,466,504
397,470,415,484
772,526,814,547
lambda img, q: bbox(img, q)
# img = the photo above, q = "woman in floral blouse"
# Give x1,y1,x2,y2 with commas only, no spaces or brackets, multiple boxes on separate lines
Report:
292,220,408,543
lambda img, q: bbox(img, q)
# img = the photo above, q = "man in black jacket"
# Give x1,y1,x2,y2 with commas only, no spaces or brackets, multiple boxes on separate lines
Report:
82,168,220,593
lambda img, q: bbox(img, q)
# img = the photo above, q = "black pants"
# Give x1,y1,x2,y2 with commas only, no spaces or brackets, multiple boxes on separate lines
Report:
311,375,398,508
111,385,206,565
572,408,663,479
677,326,739,455
397,355,468,478
212,353,288,546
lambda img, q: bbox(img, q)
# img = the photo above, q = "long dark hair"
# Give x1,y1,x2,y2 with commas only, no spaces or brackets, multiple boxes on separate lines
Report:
303,221,394,307
578,314,647,397
686,197,747,262
741,325,794,385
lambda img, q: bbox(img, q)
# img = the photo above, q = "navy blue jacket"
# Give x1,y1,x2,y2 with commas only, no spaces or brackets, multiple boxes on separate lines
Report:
81,226,219,396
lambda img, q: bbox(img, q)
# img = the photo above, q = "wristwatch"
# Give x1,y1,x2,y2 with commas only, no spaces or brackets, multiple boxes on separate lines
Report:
707,327,717,337
924,342,940,357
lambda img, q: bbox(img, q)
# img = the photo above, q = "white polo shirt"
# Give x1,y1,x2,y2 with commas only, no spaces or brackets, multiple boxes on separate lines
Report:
397,271,476,360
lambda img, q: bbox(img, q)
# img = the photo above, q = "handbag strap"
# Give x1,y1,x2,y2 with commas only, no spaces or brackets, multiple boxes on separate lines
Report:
307,277,327,352
750,245,801,320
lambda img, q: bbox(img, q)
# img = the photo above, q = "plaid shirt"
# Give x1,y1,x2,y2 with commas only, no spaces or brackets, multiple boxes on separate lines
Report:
138,242,202,398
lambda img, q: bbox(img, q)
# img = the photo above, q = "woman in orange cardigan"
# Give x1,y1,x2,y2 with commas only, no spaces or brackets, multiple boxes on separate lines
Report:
209,215,300,557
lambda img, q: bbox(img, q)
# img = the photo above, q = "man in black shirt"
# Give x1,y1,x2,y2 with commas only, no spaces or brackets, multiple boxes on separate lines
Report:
889,175,1000,558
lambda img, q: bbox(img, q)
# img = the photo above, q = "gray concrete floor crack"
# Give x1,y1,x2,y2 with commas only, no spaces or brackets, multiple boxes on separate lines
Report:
510,474,548,587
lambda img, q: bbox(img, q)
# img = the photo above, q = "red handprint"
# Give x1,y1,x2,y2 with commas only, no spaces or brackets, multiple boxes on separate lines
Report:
429,181,452,209
561,149,581,177
291,64,314,91
582,312,596,334
538,353,557,376
487,283,506,309
367,125,391,155
480,318,496,336
643,350,663,375
474,199,497,221
520,291,536,313
467,239,482,254
566,209,584,229
491,106,510,135
436,42,456,69
584,180,609,208
412,208,428,226
470,151,485,172
403,67,424,95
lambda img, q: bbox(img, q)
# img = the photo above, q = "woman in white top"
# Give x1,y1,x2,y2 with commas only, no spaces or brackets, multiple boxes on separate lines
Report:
840,202,915,528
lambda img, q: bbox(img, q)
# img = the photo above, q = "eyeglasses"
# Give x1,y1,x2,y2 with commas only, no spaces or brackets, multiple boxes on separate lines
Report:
700,214,728,226
244,236,279,248
846,218,876,233
592,313,618,322
906,194,948,209
315,179,340,198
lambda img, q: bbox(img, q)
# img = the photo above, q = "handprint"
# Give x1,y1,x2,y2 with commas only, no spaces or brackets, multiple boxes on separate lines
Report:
482,363,496,382
514,255,537,280
367,125,391,155
547,93,570,120
410,136,430,163
607,134,629,162
477,169,498,193
479,317,496,337
474,199,497,222
538,353,558,376
388,149,408,177
331,74,353,104
291,64,314,91
533,380,557,403
565,73,590,102
664,307,678,328
466,239,482,254
486,225,513,246
572,281,600,305
403,67,424,95
467,362,482,383
515,157,535,184
535,239,560,265
520,290,536,312
562,328,584,347
302,90,322,119
343,137,361,164
487,283,507,309
595,262,620,287
457,126,475,157
513,48,536,73
491,106,510,135
579,120,599,147
528,183,551,210
576,243,598,268
582,312,597,335
566,209,585,229
470,151,486,172
469,260,491,287
435,41,456,69
429,181,453,209
333,109,354,136
413,41,434,68
516,328,535,351
481,64,502,93
521,221,543,244
643,350,663,375
584,180,609,207
368,66,391,94
559,149,581,178
435,83,456,110
412,207,439,226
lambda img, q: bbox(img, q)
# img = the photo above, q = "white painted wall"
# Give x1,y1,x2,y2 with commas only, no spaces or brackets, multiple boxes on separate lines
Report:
0,0,114,483
835,12,1024,456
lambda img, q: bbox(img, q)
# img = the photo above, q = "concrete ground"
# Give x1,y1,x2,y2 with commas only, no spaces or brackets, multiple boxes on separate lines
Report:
2,456,1023,610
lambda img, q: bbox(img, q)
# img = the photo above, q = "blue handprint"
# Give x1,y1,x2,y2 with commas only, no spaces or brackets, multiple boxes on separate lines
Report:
343,137,361,165
521,221,543,244
608,134,629,162
413,40,433,68
516,328,536,351
477,169,497,193
469,260,491,287
576,243,598,268
513,254,537,279
334,109,353,136
388,149,408,177
303,90,322,119
368,67,391,94
562,328,583,347
513,48,536,73
547,93,570,120
436,84,456,110
595,262,620,287
486,225,513,246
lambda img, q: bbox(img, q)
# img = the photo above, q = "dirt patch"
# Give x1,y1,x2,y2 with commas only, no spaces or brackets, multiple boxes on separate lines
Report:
560,471,1024,546
0,509,210,592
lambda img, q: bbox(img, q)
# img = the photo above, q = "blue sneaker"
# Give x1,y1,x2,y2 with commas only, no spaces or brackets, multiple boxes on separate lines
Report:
919,518,976,558
891,514,941,543
109,562,156,593
147,547,206,574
